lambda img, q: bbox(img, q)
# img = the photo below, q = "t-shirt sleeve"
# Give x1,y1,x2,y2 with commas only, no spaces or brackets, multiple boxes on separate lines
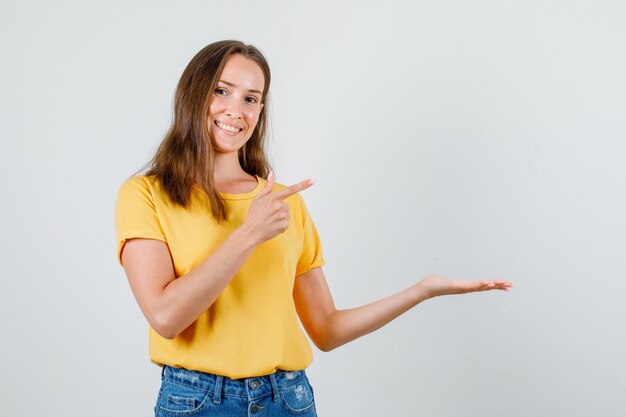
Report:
295,193,326,276
114,176,167,266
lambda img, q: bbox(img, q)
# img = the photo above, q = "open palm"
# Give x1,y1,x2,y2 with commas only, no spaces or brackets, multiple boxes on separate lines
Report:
419,274,513,299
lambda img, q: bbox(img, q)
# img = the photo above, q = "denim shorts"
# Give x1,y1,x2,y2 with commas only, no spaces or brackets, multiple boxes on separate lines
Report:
154,365,318,417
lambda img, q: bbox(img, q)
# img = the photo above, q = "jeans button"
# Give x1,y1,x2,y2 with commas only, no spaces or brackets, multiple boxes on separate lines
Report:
251,404,264,413
250,380,261,389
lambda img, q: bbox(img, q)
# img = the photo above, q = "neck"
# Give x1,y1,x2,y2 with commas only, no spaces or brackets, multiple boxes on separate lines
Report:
213,151,248,182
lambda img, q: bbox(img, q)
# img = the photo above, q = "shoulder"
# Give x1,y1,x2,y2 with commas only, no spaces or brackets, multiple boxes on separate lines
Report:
117,175,143,191
118,174,158,190
118,175,166,193
116,175,162,206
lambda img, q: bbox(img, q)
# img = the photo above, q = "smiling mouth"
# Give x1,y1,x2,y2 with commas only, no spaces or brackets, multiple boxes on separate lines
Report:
215,121,243,133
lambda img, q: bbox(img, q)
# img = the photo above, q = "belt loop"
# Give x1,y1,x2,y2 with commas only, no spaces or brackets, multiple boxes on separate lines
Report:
213,375,224,404
269,373,280,403
161,365,166,380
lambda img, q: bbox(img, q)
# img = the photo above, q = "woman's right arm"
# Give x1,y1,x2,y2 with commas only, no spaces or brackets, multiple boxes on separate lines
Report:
120,173,314,340
121,226,256,340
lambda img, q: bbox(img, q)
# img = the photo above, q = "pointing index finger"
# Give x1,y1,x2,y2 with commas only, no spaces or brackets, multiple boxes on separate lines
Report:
274,178,315,200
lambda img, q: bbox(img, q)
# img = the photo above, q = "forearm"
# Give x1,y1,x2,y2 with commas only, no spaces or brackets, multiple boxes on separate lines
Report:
321,283,431,351
156,224,258,338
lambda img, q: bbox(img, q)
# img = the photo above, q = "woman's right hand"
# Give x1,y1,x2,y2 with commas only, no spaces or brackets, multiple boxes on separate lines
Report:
243,171,315,245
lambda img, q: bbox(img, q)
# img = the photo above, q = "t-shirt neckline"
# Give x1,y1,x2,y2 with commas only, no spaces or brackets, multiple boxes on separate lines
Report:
219,175,265,200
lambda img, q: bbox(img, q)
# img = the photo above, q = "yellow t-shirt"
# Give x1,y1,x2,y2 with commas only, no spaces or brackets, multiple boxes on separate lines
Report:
114,175,325,379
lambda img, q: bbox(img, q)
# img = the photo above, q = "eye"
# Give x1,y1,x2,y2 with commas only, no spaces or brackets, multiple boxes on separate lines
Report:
245,96,258,104
214,88,227,95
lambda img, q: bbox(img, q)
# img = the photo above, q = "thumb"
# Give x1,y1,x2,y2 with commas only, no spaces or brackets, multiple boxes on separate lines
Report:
256,170,275,198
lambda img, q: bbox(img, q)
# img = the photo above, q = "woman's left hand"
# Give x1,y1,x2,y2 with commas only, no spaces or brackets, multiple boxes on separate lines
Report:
416,274,513,299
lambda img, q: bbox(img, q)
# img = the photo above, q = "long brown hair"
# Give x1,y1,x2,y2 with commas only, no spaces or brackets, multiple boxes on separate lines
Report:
140,40,272,222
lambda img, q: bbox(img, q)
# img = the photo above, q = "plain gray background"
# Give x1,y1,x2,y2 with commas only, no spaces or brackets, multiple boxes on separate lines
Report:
1,1,625,416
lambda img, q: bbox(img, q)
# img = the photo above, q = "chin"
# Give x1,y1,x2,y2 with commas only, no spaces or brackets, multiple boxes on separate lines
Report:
215,142,245,154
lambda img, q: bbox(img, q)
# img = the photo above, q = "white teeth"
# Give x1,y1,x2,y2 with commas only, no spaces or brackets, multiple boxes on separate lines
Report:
217,122,240,133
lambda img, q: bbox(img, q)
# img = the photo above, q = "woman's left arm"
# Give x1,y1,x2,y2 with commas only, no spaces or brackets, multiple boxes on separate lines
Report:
292,267,512,352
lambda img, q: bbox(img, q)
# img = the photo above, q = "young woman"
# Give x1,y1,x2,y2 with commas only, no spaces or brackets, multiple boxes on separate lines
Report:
115,40,512,417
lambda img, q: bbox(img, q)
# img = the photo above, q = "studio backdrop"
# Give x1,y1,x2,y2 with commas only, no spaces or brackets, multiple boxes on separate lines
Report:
1,1,625,416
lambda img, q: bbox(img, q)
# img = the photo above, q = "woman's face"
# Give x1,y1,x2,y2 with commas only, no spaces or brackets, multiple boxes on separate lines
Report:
207,54,265,154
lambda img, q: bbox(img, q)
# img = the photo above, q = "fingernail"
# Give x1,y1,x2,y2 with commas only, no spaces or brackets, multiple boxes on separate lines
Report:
268,171,274,180
309,178,315,185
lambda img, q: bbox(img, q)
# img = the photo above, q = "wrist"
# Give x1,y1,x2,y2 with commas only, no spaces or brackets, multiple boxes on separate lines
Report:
411,281,432,304
234,222,261,250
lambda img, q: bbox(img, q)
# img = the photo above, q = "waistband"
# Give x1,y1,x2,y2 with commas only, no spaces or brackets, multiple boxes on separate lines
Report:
161,365,308,404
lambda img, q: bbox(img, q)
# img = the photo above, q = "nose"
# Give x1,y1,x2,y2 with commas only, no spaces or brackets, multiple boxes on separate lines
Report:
225,98,243,118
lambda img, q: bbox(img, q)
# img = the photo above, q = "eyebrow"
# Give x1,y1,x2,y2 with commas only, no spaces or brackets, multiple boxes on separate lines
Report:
217,80,263,95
